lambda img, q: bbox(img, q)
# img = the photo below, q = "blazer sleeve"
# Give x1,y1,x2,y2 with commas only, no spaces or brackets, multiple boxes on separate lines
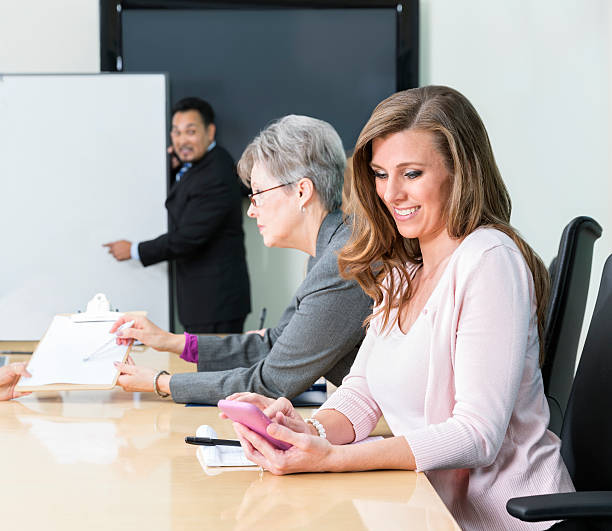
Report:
403,245,534,471
138,167,236,266
168,263,370,404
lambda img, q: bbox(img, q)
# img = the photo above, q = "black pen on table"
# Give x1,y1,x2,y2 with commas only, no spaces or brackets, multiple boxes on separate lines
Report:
185,436,241,447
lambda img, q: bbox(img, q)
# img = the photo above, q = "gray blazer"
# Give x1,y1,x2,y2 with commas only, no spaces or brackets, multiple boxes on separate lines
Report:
169,210,372,404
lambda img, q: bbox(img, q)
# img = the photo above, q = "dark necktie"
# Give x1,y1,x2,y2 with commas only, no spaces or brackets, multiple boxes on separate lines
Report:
176,162,192,182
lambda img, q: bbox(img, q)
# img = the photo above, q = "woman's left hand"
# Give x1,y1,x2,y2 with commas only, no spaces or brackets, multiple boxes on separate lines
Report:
114,361,157,393
233,420,335,475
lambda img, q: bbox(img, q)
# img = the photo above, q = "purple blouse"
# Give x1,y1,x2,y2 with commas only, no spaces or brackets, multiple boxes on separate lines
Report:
180,332,199,363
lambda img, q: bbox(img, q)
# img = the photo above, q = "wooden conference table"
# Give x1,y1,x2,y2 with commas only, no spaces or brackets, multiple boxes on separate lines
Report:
2,344,460,530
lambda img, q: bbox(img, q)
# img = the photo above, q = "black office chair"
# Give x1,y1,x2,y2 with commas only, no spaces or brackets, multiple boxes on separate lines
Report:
507,253,612,530
542,216,602,435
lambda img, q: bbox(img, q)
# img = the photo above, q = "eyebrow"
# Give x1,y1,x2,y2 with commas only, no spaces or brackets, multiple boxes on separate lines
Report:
172,123,199,129
370,161,426,169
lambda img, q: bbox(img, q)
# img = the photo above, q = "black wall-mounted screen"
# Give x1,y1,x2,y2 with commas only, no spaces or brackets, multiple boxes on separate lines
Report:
120,8,399,159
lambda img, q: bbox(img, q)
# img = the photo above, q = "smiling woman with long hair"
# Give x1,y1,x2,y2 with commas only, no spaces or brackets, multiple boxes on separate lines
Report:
226,86,574,530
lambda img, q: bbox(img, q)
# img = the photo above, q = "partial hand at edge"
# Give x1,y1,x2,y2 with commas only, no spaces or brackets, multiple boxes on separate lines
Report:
0,362,32,400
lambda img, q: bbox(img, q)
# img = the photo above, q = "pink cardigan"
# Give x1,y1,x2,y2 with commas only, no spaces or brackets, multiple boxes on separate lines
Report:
321,228,574,530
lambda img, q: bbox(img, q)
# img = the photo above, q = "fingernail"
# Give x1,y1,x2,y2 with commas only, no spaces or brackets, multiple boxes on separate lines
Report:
116,331,123,337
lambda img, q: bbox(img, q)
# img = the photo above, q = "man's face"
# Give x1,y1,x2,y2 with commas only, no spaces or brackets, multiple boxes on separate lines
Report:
170,110,215,163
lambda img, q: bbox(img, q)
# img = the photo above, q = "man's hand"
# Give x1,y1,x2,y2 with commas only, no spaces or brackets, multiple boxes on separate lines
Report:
103,240,132,261
0,362,32,401
168,146,180,170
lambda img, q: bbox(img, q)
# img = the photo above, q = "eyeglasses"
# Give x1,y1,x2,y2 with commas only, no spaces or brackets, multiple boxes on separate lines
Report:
248,182,296,207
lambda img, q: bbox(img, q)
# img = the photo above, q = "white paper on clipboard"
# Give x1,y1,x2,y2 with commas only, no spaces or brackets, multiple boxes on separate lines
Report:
17,315,129,388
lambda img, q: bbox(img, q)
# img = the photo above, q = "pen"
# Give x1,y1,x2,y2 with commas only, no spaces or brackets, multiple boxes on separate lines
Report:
0,351,33,355
83,320,136,361
258,307,267,329
185,436,242,447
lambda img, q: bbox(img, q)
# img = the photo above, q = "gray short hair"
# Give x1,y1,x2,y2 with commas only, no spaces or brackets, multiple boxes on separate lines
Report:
237,115,346,212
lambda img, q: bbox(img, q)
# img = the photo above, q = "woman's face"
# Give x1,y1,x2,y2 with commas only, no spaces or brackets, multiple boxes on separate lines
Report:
247,162,301,248
371,129,452,244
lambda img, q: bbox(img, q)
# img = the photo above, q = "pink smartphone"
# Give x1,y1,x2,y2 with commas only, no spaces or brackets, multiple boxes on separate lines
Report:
217,399,292,451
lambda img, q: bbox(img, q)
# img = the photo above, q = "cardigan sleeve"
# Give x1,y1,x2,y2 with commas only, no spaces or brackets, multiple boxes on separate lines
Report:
404,244,535,471
318,328,383,441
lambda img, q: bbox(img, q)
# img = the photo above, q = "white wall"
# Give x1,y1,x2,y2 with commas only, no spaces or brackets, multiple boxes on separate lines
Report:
0,0,303,332
2,0,610,343
0,0,99,73
420,0,612,361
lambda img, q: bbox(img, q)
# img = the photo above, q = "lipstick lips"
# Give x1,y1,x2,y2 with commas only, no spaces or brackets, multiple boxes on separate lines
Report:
392,205,421,220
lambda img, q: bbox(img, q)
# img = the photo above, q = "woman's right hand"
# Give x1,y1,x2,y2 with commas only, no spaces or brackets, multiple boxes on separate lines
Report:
109,314,185,354
223,393,315,436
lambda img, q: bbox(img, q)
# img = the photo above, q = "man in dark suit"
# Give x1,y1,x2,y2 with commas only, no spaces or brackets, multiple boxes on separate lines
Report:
104,98,251,333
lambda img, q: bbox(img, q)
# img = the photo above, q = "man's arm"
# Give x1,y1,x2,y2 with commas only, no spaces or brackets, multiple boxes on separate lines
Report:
138,166,237,267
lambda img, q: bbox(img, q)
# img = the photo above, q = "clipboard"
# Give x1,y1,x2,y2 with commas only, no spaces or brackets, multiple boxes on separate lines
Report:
15,302,143,392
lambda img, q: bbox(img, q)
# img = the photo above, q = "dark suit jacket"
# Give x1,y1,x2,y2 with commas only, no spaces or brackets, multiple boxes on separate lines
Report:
138,145,251,328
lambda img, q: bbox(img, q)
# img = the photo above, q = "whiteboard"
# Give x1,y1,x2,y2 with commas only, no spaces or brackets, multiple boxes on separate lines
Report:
0,74,169,339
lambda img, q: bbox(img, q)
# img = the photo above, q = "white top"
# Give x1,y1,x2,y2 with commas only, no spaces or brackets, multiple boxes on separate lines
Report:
366,314,429,432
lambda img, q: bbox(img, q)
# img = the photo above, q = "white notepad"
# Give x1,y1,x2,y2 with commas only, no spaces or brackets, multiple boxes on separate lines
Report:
194,425,385,473
196,425,257,468
16,315,129,390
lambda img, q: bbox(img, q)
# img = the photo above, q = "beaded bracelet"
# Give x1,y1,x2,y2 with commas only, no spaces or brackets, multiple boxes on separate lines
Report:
305,418,326,439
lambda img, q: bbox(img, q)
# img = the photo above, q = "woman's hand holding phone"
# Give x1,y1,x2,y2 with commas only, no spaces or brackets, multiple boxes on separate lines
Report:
223,393,315,436
232,420,334,475
217,399,292,450
219,395,335,474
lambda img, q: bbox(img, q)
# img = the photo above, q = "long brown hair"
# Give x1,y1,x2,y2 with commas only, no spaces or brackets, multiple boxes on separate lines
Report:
339,86,550,364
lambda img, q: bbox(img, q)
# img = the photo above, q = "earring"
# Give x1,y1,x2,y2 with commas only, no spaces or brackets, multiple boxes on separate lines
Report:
301,206,306,213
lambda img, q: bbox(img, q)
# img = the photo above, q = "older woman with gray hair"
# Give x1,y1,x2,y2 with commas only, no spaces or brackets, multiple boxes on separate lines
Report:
111,115,372,404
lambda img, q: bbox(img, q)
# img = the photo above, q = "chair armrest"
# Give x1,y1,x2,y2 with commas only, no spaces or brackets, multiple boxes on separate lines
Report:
507,492,612,522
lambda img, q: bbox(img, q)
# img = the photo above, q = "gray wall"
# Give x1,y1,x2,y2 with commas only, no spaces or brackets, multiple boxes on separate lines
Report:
122,8,396,161
121,8,397,329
